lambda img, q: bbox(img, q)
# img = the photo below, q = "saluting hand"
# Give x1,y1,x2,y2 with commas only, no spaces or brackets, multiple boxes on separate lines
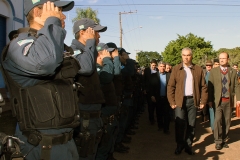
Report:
111,50,119,59
35,2,61,26
101,50,111,59
84,27,95,40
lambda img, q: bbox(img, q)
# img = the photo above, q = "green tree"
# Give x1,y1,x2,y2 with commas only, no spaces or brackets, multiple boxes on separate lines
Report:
136,51,162,67
217,47,240,67
162,33,216,66
72,7,100,23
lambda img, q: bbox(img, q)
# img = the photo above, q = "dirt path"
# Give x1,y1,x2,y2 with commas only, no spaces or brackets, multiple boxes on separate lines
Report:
1,105,240,160
114,109,240,160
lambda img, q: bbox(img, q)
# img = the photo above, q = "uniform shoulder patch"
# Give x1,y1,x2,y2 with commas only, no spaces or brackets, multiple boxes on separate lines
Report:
17,39,34,46
73,50,81,56
23,42,33,56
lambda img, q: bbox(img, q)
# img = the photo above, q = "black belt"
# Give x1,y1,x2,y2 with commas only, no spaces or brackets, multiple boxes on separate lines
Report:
23,130,73,146
184,96,193,99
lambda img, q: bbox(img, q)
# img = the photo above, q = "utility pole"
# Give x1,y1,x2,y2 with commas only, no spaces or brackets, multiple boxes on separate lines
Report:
119,11,137,48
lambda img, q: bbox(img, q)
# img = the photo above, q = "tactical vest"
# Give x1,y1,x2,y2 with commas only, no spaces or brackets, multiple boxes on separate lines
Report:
76,69,105,104
113,75,123,96
101,82,118,106
0,28,80,131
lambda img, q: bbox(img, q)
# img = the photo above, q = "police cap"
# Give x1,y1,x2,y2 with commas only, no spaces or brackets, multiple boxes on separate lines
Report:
73,18,107,34
106,42,118,49
24,0,74,16
97,43,115,52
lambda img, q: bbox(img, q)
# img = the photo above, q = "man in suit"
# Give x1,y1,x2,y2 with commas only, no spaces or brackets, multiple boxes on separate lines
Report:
167,47,208,155
150,61,171,134
143,59,158,124
204,60,215,132
208,52,240,150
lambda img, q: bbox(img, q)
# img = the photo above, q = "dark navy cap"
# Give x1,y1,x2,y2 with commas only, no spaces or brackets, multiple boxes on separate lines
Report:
106,42,117,49
97,43,115,52
118,48,126,55
73,18,107,34
24,0,74,16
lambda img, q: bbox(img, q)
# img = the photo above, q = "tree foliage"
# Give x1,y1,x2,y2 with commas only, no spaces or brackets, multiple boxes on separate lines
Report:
136,51,162,67
72,7,100,23
217,47,240,67
161,33,216,66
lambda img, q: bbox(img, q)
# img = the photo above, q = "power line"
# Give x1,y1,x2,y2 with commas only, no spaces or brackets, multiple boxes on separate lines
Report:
74,3,240,7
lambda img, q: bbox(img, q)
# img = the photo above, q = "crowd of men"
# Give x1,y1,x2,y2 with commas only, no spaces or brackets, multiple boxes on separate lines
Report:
0,0,240,160
143,48,240,155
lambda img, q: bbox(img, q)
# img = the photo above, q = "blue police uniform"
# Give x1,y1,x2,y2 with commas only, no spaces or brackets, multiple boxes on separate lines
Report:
115,59,135,144
95,55,121,160
71,39,104,160
2,17,79,160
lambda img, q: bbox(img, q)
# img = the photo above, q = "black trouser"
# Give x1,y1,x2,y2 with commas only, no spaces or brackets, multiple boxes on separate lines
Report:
175,97,197,148
156,96,171,131
214,100,231,145
147,94,155,122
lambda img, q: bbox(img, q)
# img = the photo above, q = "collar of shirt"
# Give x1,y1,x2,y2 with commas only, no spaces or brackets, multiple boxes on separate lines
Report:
183,64,193,69
220,66,227,71
151,69,157,74
159,71,166,75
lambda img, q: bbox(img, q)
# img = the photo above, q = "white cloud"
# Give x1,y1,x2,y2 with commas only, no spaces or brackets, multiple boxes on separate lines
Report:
88,0,98,3
149,16,163,20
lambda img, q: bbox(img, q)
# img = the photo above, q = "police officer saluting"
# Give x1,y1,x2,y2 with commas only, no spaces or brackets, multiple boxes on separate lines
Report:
70,18,107,159
1,0,80,160
95,43,121,160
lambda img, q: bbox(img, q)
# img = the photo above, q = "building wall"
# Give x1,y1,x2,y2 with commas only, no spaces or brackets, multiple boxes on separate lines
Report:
0,0,25,43
0,0,25,90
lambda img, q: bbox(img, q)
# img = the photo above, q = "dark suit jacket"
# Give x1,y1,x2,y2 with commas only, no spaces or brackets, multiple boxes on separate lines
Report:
143,67,158,92
149,72,171,98
208,66,240,107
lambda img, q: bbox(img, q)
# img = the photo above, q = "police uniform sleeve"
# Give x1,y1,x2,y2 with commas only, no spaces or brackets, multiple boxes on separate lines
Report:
5,17,65,76
98,57,114,84
73,39,97,75
121,59,135,76
113,56,121,75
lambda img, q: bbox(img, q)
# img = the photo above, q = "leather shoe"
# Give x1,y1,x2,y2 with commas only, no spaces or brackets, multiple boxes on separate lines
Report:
126,129,136,135
215,144,222,150
114,144,128,153
174,146,184,155
119,142,130,150
185,148,195,155
222,142,229,148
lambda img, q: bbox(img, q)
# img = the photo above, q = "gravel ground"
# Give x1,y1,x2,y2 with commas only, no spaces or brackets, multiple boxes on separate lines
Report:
114,109,240,160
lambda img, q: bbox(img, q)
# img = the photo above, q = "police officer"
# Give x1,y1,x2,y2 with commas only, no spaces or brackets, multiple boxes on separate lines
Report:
95,43,121,160
1,1,79,160
114,48,135,153
70,18,107,159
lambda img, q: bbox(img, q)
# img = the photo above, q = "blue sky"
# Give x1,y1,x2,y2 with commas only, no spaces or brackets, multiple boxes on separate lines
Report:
64,0,240,60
